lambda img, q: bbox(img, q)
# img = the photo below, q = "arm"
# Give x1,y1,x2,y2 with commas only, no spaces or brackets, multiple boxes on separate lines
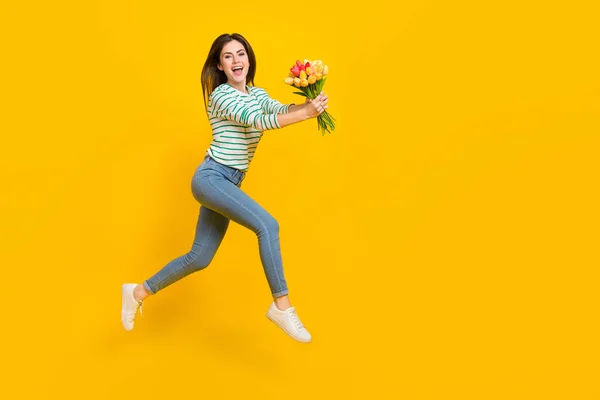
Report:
276,93,329,128
275,108,312,128
287,103,307,113
209,90,281,130
209,88,328,130
254,88,292,114
288,93,329,114
254,87,317,115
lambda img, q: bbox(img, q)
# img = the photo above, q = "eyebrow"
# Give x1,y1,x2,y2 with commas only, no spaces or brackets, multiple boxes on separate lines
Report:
222,49,245,56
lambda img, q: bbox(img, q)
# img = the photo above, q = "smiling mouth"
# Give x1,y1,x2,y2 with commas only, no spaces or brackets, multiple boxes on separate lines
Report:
232,67,243,76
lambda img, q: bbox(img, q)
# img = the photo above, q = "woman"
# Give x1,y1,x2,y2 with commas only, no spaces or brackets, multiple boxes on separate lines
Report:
121,33,328,343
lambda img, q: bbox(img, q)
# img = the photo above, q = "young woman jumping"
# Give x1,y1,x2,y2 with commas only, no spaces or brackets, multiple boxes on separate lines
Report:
121,33,329,343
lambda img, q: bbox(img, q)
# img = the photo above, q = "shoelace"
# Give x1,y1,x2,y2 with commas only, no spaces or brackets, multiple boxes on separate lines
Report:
286,308,303,330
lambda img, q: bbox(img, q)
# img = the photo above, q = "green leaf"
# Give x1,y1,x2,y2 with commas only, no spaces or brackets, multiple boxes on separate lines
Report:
293,91,308,97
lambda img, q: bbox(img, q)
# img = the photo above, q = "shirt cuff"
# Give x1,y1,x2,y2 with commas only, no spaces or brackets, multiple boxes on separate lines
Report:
272,113,281,129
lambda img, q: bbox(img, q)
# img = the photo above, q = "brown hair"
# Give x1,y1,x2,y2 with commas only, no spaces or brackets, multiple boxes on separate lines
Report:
201,33,257,111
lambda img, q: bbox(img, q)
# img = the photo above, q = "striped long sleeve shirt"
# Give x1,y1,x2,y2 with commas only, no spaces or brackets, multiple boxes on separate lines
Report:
206,83,292,171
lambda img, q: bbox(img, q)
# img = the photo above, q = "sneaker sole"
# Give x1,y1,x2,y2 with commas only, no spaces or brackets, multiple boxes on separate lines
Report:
266,312,311,343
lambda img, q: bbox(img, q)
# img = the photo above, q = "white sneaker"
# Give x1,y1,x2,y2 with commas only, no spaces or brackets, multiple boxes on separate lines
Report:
121,283,143,331
266,302,312,343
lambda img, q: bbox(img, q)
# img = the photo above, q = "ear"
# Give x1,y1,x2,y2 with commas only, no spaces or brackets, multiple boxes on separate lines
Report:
217,64,223,71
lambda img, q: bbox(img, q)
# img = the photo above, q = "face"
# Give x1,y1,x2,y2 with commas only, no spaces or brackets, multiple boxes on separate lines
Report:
218,40,249,86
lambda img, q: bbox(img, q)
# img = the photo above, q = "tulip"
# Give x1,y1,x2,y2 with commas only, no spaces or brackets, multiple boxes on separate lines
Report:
315,72,323,81
307,74,317,84
299,70,307,80
290,65,301,77
284,77,294,85
300,79,309,87
305,67,313,76
322,65,329,75
317,65,324,74
293,77,301,87
305,62,310,69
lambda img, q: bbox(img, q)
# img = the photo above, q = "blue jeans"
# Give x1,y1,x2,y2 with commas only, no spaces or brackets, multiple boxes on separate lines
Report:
143,154,289,298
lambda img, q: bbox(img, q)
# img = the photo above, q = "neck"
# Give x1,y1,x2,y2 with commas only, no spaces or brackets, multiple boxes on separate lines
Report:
228,81,247,94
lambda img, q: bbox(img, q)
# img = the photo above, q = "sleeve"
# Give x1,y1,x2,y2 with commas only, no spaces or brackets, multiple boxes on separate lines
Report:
254,87,293,114
207,88,281,131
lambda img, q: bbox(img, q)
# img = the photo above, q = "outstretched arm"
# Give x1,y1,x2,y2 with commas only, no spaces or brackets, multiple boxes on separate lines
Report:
287,93,329,113
287,103,305,113
276,92,329,128
209,89,328,130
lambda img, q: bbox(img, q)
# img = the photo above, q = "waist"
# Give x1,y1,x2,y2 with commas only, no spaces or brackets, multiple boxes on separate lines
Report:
203,153,247,177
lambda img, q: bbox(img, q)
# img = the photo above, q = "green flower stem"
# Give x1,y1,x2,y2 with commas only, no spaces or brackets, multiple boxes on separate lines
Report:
290,77,335,135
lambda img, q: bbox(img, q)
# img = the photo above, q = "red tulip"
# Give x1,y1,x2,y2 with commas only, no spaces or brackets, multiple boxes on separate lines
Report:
290,65,301,77
295,60,305,71
305,62,310,69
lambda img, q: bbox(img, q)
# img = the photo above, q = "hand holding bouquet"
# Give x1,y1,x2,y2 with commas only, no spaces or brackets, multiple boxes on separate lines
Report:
284,59,336,135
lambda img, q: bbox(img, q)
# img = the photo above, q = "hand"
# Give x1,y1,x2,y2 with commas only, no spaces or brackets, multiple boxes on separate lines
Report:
304,91,329,119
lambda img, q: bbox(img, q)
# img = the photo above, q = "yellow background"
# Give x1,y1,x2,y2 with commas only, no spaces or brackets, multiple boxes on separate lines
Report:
2,0,599,398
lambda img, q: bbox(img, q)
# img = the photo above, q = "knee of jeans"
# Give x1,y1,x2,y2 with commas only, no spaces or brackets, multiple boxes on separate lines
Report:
262,215,279,235
185,251,211,272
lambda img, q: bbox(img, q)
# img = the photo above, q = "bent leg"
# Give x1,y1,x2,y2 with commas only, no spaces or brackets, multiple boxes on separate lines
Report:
199,173,288,297
143,205,230,294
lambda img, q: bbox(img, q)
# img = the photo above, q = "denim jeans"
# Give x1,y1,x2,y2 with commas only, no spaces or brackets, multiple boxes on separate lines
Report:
143,154,288,298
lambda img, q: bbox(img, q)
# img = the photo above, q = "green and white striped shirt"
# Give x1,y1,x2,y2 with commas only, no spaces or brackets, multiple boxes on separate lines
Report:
206,83,291,171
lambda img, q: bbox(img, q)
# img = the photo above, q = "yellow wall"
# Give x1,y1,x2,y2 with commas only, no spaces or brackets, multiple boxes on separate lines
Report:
2,0,599,398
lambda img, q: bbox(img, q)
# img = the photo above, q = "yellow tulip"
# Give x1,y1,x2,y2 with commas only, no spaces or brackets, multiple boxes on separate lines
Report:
305,67,313,76
315,72,323,81
308,74,317,84
317,65,324,74
293,77,301,87
284,77,294,85
299,70,307,80
323,65,329,75
300,79,309,87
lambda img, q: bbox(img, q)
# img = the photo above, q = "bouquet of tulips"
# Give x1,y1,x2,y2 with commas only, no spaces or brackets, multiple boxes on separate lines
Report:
284,59,335,135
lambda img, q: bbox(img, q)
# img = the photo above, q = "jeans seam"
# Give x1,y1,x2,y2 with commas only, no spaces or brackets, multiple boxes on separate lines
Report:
206,176,285,295
150,211,216,291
